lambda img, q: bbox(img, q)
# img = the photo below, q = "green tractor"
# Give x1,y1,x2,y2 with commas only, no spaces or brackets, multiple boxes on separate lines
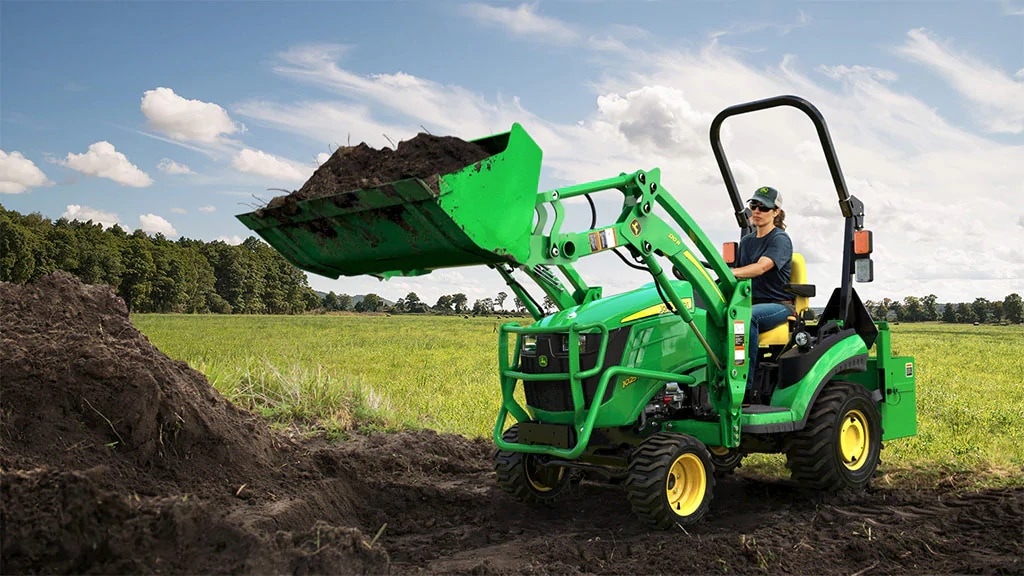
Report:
238,95,917,528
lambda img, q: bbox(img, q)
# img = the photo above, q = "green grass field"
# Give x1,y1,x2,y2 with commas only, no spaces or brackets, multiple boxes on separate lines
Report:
132,314,516,436
133,315,1023,484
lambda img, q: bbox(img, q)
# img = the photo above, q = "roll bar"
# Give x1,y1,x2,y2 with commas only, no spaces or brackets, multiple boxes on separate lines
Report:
708,95,866,327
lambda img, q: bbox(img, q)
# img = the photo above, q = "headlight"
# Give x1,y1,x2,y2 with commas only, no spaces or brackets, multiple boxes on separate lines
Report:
794,331,812,348
562,333,598,353
522,335,538,354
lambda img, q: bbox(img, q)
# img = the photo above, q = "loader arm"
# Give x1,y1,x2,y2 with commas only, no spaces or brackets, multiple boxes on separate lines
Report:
525,169,739,324
513,168,753,443
236,123,753,445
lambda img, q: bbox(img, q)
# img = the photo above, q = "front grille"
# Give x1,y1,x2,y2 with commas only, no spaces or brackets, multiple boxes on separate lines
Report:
520,327,630,412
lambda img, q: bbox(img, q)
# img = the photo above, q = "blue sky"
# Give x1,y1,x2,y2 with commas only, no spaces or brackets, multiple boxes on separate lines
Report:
2,1,1022,306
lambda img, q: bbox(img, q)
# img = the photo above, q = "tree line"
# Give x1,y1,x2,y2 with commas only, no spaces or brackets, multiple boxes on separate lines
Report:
864,295,1023,325
0,206,534,316
321,289,537,316
3,206,1019,321
1,206,317,314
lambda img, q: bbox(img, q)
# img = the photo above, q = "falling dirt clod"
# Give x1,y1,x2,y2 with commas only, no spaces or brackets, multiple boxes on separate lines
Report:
2,274,1022,574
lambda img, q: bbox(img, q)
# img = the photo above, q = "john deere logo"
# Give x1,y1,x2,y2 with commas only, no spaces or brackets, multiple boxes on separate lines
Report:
538,355,548,368
757,187,771,196
630,219,642,236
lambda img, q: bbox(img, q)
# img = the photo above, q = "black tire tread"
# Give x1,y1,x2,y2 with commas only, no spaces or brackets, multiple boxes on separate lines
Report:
786,380,882,491
710,451,744,478
494,425,569,505
625,432,715,529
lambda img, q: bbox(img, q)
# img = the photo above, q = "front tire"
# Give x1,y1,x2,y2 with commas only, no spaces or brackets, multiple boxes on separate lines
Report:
494,424,571,504
786,380,882,491
709,447,745,478
625,432,714,529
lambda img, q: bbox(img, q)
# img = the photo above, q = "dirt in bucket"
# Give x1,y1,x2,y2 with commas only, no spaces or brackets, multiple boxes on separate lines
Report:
265,134,492,210
2,273,1022,574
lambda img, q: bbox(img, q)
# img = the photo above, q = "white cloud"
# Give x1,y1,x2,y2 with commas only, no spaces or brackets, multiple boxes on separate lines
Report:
315,152,332,166
896,28,1024,134
232,148,308,182
587,35,631,54
62,142,153,187
171,207,187,214
216,235,244,245
139,213,177,236
0,150,51,193
62,205,118,228
1002,0,1024,15
593,86,712,155
236,98,411,150
821,65,898,84
141,87,240,142
462,3,578,43
710,10,811,39
252,45,517,141
157,158,193,175
198,205,216,213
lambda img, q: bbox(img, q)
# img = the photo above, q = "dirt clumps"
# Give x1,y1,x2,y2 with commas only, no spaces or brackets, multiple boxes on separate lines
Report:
266,133,492,210
2,272,1023,575
0,272,388,574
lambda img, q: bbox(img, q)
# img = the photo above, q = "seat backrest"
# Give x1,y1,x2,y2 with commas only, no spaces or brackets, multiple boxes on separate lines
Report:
758,252,810,347
791,252,809,316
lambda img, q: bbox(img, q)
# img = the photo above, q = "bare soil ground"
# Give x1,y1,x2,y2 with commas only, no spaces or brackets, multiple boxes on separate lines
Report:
2,273,1022,575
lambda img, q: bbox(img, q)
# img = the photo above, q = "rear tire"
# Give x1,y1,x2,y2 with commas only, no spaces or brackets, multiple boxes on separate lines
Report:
494,424,571,504
786,380,882,491
625,432,714,529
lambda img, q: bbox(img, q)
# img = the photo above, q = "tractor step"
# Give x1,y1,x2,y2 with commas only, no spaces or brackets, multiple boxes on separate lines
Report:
741,404,789,414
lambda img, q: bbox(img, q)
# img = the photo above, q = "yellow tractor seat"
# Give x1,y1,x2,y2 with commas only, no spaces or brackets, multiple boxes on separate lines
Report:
759,253,815,346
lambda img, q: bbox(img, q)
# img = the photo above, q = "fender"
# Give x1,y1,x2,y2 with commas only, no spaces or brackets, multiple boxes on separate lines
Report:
776,328,862,389
742,333,868,434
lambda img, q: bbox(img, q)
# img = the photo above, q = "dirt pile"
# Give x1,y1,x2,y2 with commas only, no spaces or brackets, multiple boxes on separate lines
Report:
0,272,390,573
267,133,491,209
0,272,279,477
2,273,1022,575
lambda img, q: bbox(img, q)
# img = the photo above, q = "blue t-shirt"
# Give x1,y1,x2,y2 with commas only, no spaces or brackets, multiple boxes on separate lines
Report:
738,228,793,303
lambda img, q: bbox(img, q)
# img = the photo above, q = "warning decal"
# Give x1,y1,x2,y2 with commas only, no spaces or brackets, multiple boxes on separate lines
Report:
588,227,619,252
733,321,745,365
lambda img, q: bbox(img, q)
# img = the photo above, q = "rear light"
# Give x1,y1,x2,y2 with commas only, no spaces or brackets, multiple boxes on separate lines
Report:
853,230,874,282
854,230,873,255
722,242,737,265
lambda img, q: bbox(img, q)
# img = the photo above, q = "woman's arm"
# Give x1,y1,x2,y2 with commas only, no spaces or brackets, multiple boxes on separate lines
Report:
733,256,776,279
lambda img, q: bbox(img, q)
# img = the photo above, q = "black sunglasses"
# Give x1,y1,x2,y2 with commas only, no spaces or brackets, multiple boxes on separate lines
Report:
749,202,773,212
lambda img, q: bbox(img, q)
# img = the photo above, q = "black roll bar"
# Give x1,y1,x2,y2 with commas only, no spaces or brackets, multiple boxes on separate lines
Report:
709,95,863,324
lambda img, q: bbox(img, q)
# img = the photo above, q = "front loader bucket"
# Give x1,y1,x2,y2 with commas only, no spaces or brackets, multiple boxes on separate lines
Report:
236,123,542,278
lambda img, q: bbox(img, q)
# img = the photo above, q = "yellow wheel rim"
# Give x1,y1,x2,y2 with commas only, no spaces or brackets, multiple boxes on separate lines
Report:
526,459,564,492
666,453,706,517
840,409,870,471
